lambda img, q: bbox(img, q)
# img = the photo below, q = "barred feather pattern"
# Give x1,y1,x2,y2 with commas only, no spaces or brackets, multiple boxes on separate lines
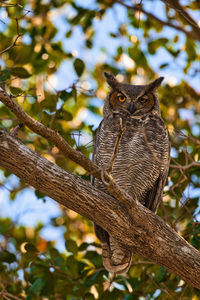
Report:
92,76,170,274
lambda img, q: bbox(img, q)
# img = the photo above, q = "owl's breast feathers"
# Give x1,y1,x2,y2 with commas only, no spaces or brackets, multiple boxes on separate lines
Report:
93,112,170,210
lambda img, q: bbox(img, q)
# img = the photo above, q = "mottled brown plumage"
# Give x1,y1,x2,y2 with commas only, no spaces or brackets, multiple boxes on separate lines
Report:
92,73,170,274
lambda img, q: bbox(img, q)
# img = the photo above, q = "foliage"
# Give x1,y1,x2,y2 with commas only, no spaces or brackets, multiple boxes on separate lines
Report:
0,0,200,299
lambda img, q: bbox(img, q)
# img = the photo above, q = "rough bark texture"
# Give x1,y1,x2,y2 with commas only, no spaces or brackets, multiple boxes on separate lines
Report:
0,130,200,289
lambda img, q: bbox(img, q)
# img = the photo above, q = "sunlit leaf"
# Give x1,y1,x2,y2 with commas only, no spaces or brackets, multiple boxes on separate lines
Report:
10,67,31,78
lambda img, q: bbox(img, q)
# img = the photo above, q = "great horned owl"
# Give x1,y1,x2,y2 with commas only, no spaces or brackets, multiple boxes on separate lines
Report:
92,72,170,274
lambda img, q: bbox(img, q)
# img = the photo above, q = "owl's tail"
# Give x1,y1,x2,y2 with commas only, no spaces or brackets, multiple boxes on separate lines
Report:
94,224,132,274
102,236,132,274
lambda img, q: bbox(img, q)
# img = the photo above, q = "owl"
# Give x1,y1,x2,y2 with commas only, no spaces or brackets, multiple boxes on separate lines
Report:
92,72,170,274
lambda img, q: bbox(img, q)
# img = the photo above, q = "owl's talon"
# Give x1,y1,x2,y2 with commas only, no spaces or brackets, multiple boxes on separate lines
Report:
100,168,110,186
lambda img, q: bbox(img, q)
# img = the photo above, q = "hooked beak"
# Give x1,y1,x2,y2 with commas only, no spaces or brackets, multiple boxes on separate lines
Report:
129,102,136,114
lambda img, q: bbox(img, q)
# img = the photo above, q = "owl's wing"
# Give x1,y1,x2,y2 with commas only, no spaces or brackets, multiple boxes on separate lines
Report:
91,120,109,243
144,165,169,213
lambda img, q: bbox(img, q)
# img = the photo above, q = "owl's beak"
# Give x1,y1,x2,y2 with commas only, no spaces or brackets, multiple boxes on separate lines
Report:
129,102,136,114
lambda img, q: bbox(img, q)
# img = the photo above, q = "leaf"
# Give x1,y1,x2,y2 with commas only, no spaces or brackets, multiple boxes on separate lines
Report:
84,251,102,268
53,255,65,268
65,30,72,38
155,266,166,283
72,86,77,102
73,58,85,77
0,69,10,82
0,251,16,263
25,243,38,253
185,37,197,61
79,242,89,251
129,266,143,278
29,278,46,293
65,239,78,255
159,63,168,69
59,90,73,101
10,86,23,95
148,38,168,55
35,190,46,199
56,110,73,121
10,67,31,78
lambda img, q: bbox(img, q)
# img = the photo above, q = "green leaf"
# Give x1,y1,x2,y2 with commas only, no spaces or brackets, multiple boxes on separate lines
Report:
73,58,85,77
53,255,65,268
29,278,46,293
56,110,73,121
65,30,72,38
10,67,31,78
148,38,168,55
65,239,78,255
0,69,10,82
72,86,77,102
35,190,46,199
155,266,166,283
10,86,24,95
84,251,102,268
185,37,197,61
59,90,73,101
159,63,168,69
0,250,16,263
25,243,38,253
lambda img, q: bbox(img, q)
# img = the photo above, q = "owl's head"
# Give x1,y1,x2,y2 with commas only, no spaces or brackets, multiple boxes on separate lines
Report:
103,72,164,118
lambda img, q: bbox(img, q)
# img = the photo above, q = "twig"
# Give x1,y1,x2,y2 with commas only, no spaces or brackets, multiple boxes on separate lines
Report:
107,117,125,174
170,161,200,170
131,260,153,265
0,18,21,55
115,0,200,42
161,0,200,33
137,0,143,28
160,201,176,230
179,283,188,300
146,271,174,299
9,123,23,138
174,129,200,145
0,8,31,55
0,282,22,300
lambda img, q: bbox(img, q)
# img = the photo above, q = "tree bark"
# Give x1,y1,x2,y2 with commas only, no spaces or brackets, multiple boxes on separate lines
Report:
0,130,200,289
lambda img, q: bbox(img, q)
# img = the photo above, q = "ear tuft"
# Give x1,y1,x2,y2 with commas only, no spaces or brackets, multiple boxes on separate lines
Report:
104,72,119,89
155,76,164,86
146,77,164,93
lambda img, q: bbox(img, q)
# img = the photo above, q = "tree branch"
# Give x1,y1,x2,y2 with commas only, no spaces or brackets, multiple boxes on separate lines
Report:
170,161,200,170
0,131,200,289
0,18,21,55
0,89,101,178
161,0,200,35
0,89,132,208
115,0,200,42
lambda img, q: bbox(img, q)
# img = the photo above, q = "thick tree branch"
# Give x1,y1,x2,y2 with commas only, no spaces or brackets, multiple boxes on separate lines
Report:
0,131,200,289
0,89,101,178
0,89,132,208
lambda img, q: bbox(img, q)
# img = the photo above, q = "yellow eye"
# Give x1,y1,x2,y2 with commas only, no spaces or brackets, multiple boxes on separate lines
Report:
139,97,148,103
117,95,126,102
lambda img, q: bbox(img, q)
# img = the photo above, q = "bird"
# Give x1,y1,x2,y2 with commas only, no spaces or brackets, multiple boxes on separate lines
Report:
92,72,170,274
